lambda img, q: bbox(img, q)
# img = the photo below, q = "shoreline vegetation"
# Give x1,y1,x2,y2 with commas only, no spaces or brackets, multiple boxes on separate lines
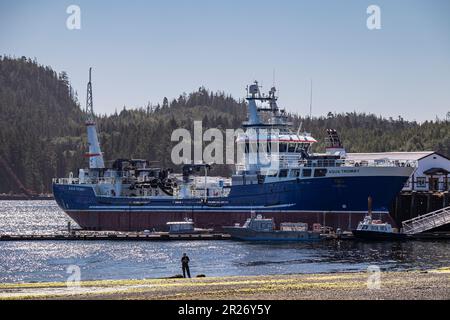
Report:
0,194,54,200
1,57,449,195
1,268,449,300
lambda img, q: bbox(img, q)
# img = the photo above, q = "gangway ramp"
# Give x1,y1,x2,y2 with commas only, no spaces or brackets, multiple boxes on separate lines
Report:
402,206,450,234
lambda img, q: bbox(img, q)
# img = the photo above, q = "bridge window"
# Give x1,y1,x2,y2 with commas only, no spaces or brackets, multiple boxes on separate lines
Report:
288,143,296,153
296,143,310,153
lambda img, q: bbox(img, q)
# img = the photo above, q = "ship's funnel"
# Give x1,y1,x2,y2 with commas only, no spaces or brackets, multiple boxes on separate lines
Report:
85,68,105,169
246,81,261,125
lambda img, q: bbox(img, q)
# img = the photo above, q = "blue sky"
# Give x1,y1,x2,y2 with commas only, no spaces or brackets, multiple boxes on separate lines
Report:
1,0,449,121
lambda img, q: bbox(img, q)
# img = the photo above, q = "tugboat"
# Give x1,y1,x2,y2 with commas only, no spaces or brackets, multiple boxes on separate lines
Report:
352,197,407,240
223,213,322,241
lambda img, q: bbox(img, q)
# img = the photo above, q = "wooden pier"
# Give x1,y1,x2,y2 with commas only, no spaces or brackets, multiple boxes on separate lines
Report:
2,230,449,242
390,191,450,231
0,232,232,242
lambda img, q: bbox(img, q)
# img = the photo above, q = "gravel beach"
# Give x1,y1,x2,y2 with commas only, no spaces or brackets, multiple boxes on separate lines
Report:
1,268,449,300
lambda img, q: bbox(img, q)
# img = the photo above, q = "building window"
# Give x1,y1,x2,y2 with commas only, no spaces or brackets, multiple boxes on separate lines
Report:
416,177,426,187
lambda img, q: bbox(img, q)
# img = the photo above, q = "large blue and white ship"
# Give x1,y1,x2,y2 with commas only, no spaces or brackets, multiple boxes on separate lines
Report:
53,75,416,231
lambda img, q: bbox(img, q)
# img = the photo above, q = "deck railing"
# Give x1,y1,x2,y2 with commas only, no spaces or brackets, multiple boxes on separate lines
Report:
236,155,418,171
53,177,117,185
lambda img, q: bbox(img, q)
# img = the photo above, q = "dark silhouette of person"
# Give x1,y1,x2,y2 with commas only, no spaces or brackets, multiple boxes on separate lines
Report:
181,253,191,278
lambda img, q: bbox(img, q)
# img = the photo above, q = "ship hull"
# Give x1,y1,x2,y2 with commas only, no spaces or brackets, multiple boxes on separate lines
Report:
53,173,409,231
222,227,322,241
63,209,396,232
352,230,407,241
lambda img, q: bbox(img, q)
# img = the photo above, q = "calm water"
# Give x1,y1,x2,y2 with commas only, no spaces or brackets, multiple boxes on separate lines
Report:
0,200,449,284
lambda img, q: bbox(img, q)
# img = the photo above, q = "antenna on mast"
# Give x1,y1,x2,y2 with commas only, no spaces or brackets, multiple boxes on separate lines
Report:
296,122,303,136
309,78,313,119
272,69,276,87
86,67,94,124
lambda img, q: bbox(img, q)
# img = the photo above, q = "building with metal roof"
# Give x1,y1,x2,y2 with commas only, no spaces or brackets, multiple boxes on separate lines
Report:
347,152,450,192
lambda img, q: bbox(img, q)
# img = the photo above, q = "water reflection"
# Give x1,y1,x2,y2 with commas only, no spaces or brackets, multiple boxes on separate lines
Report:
0,201,449,283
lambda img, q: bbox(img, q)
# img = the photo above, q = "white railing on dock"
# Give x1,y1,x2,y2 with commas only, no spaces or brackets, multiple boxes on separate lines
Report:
402,206,450,234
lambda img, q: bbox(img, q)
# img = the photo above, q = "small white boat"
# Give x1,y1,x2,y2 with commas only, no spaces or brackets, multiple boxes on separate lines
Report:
352,215,406,240
167,219,212,234
352,196,407,241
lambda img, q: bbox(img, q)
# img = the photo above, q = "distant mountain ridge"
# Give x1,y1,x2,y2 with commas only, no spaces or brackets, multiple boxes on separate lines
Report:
0,56,449,193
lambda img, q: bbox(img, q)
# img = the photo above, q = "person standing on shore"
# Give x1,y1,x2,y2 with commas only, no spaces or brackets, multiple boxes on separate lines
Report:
181,253,191,278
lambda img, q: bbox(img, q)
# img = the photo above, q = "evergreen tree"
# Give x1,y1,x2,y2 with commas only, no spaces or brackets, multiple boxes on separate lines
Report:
0,56,449,193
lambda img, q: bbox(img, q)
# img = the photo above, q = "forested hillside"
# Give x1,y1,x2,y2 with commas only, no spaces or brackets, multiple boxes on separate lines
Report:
0,57,84,194
0,57,449,194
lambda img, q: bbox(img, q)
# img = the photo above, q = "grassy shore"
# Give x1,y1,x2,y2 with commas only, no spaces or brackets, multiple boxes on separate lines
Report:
1,268,449,300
